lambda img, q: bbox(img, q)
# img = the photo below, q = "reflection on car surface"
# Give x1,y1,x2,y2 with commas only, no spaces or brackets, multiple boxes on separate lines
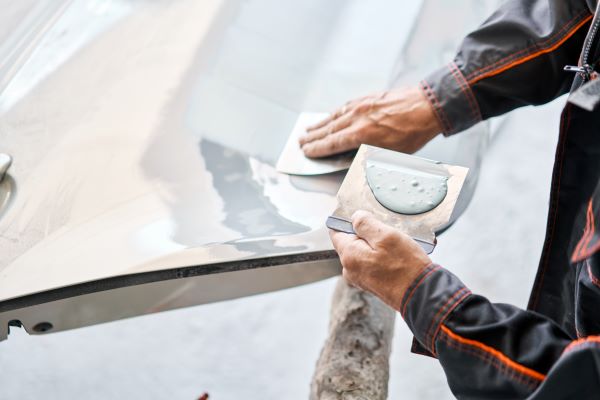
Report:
0,0,490,340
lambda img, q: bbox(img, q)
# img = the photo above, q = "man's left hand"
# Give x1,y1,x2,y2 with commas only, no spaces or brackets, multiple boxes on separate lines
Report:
330,210,432,310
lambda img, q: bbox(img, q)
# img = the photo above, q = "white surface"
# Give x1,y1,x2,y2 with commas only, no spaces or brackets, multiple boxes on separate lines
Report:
0,98,564,399
0,153,11,179
0,0,423,304
276,112,353,175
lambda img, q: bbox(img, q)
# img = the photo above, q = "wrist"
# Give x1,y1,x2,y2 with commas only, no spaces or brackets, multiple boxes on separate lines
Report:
377,260,432,311
374,86,442,153
400,265,471,355
409,85,443,137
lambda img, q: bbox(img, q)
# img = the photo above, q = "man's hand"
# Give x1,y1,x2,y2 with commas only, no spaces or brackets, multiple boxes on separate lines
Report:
299,86,442,158
330,210,432,310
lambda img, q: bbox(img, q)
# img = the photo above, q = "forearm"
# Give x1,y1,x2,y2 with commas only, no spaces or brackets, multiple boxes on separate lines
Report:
401,265,573,399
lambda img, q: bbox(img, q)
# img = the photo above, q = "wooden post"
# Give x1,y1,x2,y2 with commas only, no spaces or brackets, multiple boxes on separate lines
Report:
310,278,396,400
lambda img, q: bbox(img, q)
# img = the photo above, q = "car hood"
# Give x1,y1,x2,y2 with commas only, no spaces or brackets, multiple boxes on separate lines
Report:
0,0,431,302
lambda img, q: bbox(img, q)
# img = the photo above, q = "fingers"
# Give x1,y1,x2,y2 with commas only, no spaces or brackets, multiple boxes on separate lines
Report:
305,106,344,133
301,126,360,158
305,113,336,132
329,229,357,253
352,210,429,260
330,229,373,292
299,112,355,147
299,119,334,146
306,98,361,130
299,92,383,153
351,211,394,245
329,229,372,265
301,94,371,142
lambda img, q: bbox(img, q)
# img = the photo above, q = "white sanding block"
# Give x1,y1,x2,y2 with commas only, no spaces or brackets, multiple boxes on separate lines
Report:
276,112,354,175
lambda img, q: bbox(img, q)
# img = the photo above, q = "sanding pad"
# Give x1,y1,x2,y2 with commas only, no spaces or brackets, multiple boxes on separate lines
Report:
276,112,354,175
327,145,469,254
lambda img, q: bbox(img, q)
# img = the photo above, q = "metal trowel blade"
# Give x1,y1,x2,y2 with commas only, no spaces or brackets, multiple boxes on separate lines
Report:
326,215,436,254
276,112,354,175
329,145,469,254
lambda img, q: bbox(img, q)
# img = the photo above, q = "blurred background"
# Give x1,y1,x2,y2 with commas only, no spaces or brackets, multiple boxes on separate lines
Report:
0,0,564,398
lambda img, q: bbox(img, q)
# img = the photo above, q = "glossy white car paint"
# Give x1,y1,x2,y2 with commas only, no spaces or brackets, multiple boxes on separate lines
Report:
0,0,489,340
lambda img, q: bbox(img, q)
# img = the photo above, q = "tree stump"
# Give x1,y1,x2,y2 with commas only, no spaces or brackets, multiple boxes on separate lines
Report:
310,278,396,400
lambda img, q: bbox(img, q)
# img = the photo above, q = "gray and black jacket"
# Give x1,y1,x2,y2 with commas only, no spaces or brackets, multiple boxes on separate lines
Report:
405,1,600,398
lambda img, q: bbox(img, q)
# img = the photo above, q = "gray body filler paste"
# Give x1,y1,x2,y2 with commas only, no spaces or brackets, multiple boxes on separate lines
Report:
366,155,448,215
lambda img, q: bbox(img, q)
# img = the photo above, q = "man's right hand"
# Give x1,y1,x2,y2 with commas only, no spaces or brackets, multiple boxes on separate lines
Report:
299,86,442,158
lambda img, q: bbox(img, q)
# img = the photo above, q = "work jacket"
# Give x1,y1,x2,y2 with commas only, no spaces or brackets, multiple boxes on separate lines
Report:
405,1,600,398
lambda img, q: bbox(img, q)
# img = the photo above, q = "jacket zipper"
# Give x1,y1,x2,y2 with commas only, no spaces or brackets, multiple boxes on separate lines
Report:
565,12,600,81
564,64,593,75
583,13,600,67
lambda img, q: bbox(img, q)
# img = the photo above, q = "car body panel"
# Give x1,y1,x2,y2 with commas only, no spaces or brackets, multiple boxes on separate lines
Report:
0,0,491,339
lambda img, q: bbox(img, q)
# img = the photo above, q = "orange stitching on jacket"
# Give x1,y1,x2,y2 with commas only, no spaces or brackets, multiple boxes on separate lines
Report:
572,200,593,262
424,287,467,349
582,200,596,255
440,325,546,381
465,10,589,80
419,80,453,134
564,336,600,353
531,105,572,309
400,264,436,311
580,199,597,259
448,62,482,122
411,339,433,357
583,239,600,259
440,332,540,389
449,63,476,119
401,264,440,316
586,261,600,288
467,10,593,81
442,337,539,389
429,289,471,355
576,199,595,261
420,80,452,133
467,15,593,85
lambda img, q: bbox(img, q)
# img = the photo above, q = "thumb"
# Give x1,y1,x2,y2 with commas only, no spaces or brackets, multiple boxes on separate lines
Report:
351,210,392,247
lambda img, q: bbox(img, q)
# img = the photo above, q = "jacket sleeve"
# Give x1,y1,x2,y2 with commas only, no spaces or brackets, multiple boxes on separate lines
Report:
529,337,600,399
421,0,593,135
400,264,600,399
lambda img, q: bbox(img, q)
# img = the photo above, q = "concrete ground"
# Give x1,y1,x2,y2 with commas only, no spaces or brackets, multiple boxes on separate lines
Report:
0,94,564,399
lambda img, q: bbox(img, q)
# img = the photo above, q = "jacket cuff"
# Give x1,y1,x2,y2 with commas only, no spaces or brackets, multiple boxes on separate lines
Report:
419,62,482,136
400,264,471,355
